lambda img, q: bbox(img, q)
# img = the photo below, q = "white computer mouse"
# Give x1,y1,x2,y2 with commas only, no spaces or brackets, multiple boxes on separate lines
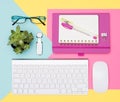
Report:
93,61,108,93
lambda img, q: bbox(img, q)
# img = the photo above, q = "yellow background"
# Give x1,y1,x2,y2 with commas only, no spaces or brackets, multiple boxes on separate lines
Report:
1,90,120,102
1,0,120,101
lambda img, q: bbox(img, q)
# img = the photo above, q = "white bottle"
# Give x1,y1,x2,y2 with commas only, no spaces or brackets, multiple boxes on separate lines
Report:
36,32,43,55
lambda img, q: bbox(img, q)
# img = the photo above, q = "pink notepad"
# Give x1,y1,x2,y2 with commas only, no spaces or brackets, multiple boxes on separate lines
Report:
48,9,110,55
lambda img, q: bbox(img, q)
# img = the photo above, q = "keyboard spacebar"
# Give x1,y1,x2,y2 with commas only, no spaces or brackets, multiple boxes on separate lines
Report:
35,89,60,94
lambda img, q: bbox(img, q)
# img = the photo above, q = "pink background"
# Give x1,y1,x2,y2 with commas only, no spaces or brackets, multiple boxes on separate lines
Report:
47,9,120,89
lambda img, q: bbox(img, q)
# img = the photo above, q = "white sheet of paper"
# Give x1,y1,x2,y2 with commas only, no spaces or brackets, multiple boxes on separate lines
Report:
59,15,99,44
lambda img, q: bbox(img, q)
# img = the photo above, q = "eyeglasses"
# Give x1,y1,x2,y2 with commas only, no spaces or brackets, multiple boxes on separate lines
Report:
11,16,46,26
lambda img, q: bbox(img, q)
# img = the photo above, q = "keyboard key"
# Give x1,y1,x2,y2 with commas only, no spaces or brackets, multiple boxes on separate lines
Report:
28,89,34,94
24,84,29,88
18,89,22,94
35,89,59,94
14,79,21,83
23,89,28,94
13,89,17,94
19,84,24,88
13,84,18,88
60,89,66,94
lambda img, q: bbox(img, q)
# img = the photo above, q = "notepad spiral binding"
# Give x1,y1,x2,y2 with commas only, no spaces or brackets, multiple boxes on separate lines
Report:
60,39,98,43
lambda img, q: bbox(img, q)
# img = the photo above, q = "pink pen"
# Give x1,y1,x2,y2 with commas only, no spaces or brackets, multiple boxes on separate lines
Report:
61,18,97,39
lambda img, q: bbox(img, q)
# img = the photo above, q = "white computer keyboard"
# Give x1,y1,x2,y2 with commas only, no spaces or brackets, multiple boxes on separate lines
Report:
12,59,88,95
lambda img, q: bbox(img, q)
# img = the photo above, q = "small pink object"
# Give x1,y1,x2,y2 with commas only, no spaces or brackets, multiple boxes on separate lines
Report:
61,22,73,30
93,36,97,39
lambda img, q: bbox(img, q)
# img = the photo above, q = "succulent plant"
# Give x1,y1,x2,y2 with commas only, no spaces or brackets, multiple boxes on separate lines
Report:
8,25,34,54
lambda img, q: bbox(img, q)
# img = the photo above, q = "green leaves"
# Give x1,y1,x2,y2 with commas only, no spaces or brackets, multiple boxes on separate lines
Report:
16,25,20,33
8,25,34,54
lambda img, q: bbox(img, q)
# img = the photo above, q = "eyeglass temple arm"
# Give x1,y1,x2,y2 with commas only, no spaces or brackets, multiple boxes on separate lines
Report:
39,19,46,25
12,19,19,25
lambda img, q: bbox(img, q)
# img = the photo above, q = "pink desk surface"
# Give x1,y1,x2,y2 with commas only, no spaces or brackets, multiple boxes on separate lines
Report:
47,9,120,89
